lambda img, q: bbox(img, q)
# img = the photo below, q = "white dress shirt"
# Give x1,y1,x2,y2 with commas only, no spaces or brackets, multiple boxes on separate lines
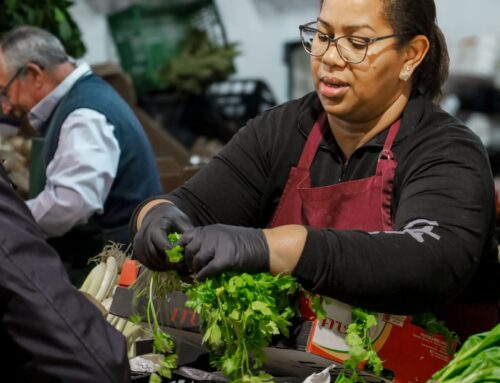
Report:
26,63,121,238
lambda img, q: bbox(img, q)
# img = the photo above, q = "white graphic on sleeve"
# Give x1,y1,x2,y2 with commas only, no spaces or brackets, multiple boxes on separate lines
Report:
370,219,441,243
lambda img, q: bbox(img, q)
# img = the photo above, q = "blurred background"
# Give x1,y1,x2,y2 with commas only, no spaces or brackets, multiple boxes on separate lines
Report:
2,0,500,194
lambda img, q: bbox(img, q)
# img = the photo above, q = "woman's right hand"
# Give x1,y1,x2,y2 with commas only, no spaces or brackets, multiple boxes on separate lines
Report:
132,203,194,271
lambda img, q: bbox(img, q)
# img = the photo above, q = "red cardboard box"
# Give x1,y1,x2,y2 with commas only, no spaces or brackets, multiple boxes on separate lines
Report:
305,299,454,383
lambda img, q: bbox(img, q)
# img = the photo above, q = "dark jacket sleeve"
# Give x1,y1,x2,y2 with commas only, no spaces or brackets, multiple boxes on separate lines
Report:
0,166,130,383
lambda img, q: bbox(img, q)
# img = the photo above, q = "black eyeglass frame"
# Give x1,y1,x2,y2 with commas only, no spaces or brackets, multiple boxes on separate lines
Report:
299,21,406,64
0,66,26,104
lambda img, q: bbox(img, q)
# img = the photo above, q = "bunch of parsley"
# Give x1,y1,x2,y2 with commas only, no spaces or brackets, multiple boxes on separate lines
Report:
185,272,299,382
134,233,299,382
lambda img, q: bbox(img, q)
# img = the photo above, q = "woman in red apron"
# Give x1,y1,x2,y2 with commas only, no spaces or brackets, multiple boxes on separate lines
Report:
132,0,499,342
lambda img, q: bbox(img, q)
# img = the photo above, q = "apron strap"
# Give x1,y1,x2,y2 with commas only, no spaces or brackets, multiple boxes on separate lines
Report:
296,112,327,169
378,119,401,160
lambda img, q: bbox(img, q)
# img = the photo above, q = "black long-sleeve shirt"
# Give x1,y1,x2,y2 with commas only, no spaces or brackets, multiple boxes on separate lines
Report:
168,92,500,314
0,166,130,382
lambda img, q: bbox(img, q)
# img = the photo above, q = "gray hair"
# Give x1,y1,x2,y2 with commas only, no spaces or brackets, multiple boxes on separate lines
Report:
0,26,68,75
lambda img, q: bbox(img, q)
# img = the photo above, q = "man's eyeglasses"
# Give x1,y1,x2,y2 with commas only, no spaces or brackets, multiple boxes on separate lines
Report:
0,66,25,105
299,21,404,64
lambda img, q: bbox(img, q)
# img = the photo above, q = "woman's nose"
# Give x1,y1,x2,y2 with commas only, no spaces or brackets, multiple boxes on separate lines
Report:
322,43,347,68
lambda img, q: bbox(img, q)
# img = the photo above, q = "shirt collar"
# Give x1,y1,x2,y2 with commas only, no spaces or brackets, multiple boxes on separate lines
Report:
297,92,426,151
28,63,92,130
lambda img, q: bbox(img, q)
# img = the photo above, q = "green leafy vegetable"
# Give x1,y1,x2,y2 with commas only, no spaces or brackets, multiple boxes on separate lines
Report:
310,293,327,321
165,232,184,263
335,308,383,383
133,232,322,382
430,323,500,383
185,272,299,382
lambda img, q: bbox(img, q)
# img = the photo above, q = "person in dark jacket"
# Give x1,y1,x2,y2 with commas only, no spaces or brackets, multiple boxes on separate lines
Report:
0,163,130,382
131,0,499,341
0,26,162,285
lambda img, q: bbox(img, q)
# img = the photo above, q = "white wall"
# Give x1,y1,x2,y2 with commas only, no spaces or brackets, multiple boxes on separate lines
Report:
436,0,500,60
213,0,320,102
70,0,500,102
68,0,118,64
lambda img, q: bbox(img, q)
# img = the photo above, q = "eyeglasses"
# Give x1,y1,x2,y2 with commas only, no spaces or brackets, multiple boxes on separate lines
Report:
299,21,403,64
0,66,25,105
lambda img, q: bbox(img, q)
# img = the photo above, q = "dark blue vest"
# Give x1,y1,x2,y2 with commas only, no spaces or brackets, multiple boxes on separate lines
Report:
34,74,162,283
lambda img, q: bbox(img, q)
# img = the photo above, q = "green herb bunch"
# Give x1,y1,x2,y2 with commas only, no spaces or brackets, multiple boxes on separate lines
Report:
185,272,299,382
336,308,383,383
157,27,239,95
430,323,500,383
132,233,188,383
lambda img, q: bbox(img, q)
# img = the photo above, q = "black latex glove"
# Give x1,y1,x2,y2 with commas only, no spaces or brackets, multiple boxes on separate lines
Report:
133,203,194,271
179,224,269,280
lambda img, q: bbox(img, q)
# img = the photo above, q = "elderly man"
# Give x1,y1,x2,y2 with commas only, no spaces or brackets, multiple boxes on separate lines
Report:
0,26,162,285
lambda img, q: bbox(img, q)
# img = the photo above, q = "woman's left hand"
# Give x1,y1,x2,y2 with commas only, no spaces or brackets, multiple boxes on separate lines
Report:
179,224,269,280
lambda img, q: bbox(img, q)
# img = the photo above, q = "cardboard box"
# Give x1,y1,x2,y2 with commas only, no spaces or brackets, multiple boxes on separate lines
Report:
301,298,454,383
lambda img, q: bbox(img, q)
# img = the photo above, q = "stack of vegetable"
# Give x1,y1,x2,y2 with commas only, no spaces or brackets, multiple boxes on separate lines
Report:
429,323,500,383
79,242,144,357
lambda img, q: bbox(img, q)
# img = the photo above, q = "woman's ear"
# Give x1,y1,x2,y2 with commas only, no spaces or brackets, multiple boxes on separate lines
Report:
399,35,430,81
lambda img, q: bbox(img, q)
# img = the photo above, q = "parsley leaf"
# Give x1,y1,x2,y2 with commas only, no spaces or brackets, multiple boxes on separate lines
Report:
165,232,184,263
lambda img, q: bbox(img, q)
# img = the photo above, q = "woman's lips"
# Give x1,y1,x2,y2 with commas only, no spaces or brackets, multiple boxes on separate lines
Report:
319,77,349,99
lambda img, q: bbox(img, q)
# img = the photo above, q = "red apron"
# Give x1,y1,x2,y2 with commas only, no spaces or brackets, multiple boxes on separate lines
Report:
269,113,498,342
270,112,400,231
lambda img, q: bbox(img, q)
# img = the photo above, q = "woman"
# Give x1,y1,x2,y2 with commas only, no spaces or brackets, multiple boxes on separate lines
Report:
132,0,499,340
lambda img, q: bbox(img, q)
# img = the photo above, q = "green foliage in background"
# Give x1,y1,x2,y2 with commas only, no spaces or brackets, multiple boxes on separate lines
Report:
0,0,86,58
157,27,239,95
